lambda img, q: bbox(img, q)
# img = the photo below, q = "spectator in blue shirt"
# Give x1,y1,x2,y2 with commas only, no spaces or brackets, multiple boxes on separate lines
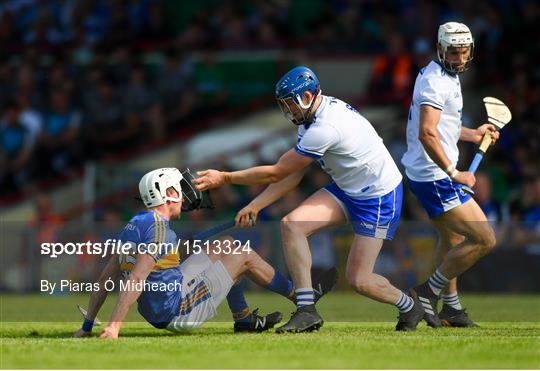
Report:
0,100,34,191
39,88,81,175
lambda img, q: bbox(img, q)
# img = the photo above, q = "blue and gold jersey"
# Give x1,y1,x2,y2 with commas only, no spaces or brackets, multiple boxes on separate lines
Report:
118,210,182,328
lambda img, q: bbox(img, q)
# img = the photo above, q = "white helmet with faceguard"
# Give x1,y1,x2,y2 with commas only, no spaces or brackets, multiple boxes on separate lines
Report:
437,22,474,74
138,168,183,208
138,167,214,211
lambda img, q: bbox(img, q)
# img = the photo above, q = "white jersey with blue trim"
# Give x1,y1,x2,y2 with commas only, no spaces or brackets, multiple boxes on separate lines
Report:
295,95,402,199
401,60,463,182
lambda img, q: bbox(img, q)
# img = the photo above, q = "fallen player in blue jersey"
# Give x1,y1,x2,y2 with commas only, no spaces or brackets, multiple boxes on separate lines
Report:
73,168,336,338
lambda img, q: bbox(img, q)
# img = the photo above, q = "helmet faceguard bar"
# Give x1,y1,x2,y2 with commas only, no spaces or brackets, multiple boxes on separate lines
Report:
276,88,321,126
277,97,297,124
438,44,474,74
161,182,183,204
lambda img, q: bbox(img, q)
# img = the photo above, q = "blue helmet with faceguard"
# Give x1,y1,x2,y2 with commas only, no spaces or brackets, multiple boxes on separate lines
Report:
275,66,321,125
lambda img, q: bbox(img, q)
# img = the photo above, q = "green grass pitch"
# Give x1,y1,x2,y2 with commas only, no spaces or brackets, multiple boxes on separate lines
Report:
1,292,539,369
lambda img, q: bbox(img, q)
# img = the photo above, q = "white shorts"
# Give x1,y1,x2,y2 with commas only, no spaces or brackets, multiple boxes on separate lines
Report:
166,253,234,332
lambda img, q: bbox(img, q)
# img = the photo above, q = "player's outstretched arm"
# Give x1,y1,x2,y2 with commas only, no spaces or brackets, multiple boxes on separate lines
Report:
73,256,120,338
236,169,305,227
193,149,313,191
99,253,155,339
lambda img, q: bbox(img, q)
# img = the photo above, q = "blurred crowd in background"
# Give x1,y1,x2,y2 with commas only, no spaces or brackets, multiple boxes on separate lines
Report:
0,0,538,224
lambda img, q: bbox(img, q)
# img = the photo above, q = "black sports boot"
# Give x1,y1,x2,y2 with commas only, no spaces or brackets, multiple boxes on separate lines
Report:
395,299,425,331
410,282,442,328
234,309,283,333
275,305,323,333
313,267,338,303
439,304,479,327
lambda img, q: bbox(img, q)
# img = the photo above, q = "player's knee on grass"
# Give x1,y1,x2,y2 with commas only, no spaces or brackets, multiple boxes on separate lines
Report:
168,320,204,333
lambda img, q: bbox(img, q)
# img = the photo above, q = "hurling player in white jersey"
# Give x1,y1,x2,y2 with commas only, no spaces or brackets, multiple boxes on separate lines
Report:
401,22,500,328
194,66,427,332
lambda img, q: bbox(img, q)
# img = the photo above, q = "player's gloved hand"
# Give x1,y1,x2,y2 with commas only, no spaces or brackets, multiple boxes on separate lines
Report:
475,123,500,145
453,171,476,188
193,170,230,191
72,329,92,338
99,326,119,339
235,205,258,228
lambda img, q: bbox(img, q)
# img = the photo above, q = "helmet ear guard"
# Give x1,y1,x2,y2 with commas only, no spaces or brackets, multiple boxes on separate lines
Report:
276,85,321,125
296,84,320,110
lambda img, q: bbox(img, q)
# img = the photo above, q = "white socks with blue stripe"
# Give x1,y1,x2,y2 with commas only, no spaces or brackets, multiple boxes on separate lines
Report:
428,269,449,296
295,288,314,307
442,292,463,310
395,291,414,313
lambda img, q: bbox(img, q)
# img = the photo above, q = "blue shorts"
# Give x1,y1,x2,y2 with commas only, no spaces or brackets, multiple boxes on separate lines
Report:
407,177,472,218
324,182,402,240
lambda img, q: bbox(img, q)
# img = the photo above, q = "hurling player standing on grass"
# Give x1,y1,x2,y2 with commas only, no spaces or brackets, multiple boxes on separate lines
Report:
194,66,427,332
73,168,334,338
401,22,500,328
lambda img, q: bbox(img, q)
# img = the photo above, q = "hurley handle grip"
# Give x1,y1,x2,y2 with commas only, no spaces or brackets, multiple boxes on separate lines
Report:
478,131,493,153
467,151,485,174
191,213,257,240
462,132,492,195
468,131,493,174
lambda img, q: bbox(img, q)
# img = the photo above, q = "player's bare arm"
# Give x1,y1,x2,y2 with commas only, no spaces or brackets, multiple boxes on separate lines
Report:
99,253,155,339
419,105,475,187
73,255,120,338
193,149,313,191
460,124,500,144
236,170,305,227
